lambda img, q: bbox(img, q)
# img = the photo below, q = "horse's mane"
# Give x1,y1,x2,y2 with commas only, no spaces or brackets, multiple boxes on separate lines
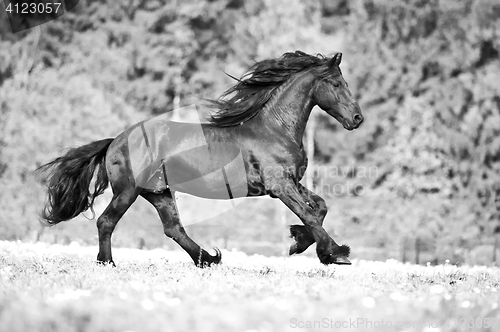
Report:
209,51,331,127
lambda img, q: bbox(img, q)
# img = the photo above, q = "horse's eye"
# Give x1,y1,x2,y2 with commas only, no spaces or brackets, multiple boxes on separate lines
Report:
333,82,340,88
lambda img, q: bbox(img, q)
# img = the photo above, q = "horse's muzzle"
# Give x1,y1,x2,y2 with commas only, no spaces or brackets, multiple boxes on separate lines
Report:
353,113,364,127
342,114,364,130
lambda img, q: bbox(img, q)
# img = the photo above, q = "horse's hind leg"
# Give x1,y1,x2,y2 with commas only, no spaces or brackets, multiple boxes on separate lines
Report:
96,188,139,265
141,191,221,267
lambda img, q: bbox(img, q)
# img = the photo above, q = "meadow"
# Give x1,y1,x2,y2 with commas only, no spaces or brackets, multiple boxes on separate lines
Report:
1,240,499,332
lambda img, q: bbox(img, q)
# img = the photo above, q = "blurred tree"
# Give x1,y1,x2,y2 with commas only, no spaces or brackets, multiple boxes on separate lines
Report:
0,0,499,264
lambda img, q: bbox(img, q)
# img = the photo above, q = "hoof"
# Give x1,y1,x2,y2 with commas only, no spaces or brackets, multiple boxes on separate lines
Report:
317,244,351,265
332,256,351,265
289,225,315,255
289,242,309,255
195,248,222,268
96,260,116,267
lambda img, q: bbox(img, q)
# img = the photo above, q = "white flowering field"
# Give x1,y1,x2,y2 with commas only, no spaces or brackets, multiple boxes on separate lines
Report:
1,240,499,332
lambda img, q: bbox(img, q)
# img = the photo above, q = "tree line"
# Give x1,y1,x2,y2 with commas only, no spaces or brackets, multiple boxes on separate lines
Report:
0,0,499,265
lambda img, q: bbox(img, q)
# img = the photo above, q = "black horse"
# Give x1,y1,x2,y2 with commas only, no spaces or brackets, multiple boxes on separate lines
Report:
39,51,364,267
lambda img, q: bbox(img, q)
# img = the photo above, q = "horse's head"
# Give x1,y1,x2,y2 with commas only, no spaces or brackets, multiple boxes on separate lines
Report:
313,53,363,131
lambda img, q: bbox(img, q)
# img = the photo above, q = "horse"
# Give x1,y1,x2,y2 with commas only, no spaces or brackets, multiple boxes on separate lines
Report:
38,51,364,267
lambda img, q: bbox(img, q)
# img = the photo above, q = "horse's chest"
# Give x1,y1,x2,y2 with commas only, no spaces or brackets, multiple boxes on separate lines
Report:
245,144,308,195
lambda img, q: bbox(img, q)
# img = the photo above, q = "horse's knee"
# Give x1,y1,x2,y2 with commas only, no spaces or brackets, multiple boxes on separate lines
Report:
317,204,327,219
97,216,117,235
312,197,327,220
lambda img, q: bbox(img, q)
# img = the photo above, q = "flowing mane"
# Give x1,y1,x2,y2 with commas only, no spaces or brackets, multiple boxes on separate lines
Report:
209,51,331,127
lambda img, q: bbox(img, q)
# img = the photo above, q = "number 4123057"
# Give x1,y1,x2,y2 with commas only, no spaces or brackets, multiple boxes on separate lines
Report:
5,2,63,14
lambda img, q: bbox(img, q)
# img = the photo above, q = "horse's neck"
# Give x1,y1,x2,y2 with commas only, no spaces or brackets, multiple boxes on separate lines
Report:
253,71,316,145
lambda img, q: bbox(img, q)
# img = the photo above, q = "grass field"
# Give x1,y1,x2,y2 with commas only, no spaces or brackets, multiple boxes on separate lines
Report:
1,240,500,332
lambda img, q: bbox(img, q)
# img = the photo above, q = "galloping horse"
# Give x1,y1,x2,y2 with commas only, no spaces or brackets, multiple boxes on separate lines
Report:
39,51,364,267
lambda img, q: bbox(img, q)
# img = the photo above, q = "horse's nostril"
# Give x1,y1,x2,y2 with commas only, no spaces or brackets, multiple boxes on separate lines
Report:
353,114,363,125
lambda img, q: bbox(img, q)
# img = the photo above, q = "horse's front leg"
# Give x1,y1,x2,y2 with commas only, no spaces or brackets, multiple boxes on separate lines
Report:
271,180,351,265
289,184,327,255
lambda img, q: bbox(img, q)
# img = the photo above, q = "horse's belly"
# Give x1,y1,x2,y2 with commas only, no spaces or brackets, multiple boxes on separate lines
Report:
168,152,249,199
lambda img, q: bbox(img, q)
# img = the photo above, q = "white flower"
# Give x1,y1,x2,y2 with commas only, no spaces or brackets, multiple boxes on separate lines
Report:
429,285,445,294
362,297,376,308
461,301,471,308
390,292,406,302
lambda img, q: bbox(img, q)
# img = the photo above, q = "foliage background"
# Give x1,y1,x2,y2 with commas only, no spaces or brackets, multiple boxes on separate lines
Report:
0,0,499,265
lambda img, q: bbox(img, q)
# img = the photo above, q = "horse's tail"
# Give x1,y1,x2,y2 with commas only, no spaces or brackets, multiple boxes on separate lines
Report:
38,138,114,225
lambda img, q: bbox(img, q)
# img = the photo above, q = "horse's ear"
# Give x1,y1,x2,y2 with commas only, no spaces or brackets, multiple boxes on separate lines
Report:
328,53,342,68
